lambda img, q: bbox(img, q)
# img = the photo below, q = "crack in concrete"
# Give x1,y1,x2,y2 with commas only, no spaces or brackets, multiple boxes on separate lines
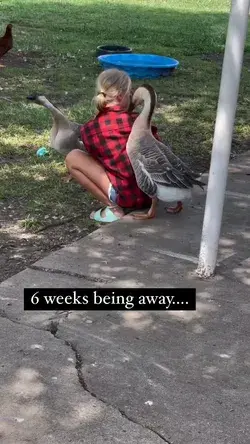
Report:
64,338,170,444
48,320,59,336
0,309,62,337
29,265,114,284
65,340,89,392
118,409,171,444
0,311,170,443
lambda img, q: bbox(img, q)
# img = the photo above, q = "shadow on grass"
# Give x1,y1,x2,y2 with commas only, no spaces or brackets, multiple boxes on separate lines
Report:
1,5,250,441
0,1,249,168
0,0,250,281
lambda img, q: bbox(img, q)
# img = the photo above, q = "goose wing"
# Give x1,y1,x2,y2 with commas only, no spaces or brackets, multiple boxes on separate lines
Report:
154,138,203,180
70,121,81,134
128,133,204,197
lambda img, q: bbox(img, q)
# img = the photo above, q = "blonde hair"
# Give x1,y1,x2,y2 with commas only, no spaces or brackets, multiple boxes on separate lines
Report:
93,68,132,112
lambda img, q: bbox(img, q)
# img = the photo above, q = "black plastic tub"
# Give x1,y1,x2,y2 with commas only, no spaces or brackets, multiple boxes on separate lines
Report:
96,45,132,57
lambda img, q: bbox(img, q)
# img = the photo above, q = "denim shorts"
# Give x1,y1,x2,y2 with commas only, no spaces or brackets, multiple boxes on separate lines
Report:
108,184,118,204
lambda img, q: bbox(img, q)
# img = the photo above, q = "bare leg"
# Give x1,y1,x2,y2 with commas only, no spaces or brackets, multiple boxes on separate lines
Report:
65,149,124,218
63,145,88,183
132,197,158,220
165,201,183,214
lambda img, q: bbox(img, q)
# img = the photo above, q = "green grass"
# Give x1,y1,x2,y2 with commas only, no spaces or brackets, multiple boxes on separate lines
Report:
0,0,250,231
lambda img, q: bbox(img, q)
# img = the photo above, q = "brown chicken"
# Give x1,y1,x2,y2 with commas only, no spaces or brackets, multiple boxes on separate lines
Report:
0,24,13,58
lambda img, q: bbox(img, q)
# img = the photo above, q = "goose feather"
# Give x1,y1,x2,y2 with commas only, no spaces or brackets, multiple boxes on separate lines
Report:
27,94,83,156
126,85,205,205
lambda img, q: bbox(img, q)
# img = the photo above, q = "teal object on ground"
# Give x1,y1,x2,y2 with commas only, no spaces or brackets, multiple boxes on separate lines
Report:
91,207,121,223
36,147,49,157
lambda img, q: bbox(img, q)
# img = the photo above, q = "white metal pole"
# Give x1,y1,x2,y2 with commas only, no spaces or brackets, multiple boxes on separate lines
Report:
196,0,250,278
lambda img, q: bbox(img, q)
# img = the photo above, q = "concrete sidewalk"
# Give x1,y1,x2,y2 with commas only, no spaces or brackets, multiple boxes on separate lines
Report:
0,152,250,444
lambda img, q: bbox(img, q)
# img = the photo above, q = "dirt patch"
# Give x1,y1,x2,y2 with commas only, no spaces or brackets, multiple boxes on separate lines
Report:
0,51,41,69
0,154,28,165
201,52,250,69
0,143,41,165
0,149,247,284
232,136,250,152
0,198,99,283
1,140,249,284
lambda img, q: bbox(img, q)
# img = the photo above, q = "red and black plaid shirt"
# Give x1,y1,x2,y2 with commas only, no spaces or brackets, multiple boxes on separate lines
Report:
80,105,160,209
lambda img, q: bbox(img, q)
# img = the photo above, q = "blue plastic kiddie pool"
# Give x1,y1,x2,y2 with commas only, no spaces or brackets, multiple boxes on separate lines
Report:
97,53,179,79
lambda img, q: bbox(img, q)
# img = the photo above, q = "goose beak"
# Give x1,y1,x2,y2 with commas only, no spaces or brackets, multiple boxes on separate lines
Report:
26,93,45,103
27,94,38,101
131,87,145,108
130,95,142,110
128,88,137,111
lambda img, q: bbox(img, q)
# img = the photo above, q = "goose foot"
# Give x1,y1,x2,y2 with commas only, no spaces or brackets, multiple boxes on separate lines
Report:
165,201,183,214
132,198,157,220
